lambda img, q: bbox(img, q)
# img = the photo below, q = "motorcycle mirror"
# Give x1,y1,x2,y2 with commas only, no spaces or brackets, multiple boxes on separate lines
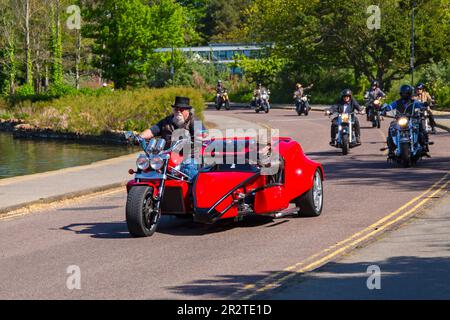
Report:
155,138,166,152
124,131,133,140
146,138,157,152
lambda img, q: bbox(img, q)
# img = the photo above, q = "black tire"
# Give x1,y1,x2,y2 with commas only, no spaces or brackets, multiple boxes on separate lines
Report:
342,134,349,155
304,108,309,116
296,169,323,217
400,143,411,168
376,114,381,128
215,103,221,110
126,186,160,237
264,103,269,113
225,100,230,110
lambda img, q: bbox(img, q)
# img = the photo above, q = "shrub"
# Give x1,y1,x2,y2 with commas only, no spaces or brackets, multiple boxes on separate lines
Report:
27,87,205,135
46,83,78,98
14,84,35,98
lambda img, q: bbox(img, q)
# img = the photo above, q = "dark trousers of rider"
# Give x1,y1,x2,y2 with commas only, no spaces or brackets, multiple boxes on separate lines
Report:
428,111,437,128
331,117,361,142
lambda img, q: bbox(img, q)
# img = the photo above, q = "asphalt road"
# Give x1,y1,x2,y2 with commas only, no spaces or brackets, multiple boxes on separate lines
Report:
1,108,449,299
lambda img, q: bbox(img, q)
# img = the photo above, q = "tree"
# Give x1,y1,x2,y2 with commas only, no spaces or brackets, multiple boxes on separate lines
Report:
235,52,286,85
84,0,189,89
50,0,63,86
0,0,17,95
244,0,450,90
200,0,253,43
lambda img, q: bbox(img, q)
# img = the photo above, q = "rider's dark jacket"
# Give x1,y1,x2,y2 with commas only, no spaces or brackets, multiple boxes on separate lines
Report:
150,113,204,148
331,97,363,114
366,88,386,101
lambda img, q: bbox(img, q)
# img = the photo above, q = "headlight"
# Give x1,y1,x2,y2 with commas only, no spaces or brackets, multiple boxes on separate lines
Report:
302,96,308,101
341,113,349,122
261,94,268,99
136,154,150,171
398,117,409,127
150,156,164,170
373,99,380,105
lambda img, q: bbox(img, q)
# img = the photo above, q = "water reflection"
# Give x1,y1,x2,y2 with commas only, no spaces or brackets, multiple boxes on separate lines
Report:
0,132,137,179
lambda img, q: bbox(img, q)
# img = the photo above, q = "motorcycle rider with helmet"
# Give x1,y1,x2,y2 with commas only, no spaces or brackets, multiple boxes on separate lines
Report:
329,89,363,146
364,80,386,121
216,80,225,106
251,82,269,108
414,83,437,134
382,84,429,157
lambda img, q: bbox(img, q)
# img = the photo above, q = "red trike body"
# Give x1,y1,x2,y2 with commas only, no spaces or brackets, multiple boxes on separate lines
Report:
126,137,324,224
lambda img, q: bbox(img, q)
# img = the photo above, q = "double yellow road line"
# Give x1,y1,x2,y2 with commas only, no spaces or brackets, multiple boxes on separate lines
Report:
231,170,450,300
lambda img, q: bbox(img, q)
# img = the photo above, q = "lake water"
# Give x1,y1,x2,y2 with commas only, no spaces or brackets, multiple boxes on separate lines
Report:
0,132,137,179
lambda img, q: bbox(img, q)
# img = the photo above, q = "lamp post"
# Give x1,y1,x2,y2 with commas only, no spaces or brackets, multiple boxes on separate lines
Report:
410,0,416,85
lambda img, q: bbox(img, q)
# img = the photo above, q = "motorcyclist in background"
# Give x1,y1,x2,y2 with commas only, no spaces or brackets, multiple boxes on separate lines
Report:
251,82,268,108
382,85,429,157
364,80,386,121
329,89,363,146
293,83,313,109
414,83,437,134
216,80,224,106
294,83,314,97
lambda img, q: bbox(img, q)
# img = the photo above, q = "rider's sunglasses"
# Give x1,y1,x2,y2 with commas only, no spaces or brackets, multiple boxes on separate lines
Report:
173,107,188,112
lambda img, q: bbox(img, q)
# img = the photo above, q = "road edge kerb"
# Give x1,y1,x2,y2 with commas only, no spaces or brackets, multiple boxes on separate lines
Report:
0,182,126,217
436,123,450,132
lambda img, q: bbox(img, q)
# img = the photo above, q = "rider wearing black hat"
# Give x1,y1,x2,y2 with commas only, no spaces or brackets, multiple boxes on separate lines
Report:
329,89,363,146
139,96,204,148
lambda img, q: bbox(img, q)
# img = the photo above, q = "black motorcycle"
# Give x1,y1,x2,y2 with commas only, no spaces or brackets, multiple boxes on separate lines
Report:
294,93,311,116
253,89,270,113
365,98,384,128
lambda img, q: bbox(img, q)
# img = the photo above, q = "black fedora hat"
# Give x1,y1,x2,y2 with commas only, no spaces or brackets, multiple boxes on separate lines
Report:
172,96,192,109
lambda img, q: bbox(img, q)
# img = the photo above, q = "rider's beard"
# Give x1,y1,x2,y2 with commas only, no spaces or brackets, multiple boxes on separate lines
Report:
173,113,186,127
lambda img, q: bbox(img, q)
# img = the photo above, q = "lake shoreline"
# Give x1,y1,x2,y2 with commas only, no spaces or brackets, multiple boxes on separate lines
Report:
0,118,129,145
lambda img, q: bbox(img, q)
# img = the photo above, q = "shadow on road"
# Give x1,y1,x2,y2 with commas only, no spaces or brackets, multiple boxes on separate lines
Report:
167,256,450,299
157,215,277,237
60,222,132,239
60,215,280,239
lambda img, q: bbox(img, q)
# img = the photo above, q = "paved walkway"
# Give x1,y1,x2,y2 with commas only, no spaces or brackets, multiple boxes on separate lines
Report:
265,191,450,300
0,114,262,214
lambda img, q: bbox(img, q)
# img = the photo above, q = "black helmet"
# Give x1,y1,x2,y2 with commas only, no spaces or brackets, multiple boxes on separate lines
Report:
416,82,425,90
371,80,379,87
400,84,414,99
341,89,352,99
